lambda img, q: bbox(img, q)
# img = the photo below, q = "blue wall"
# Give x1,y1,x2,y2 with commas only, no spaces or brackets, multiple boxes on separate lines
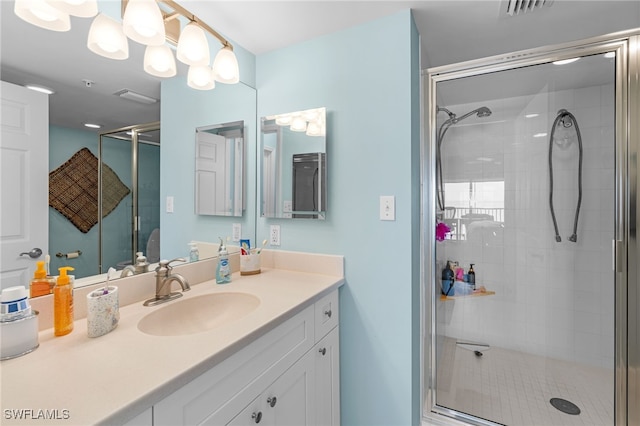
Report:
160,81,257,259
255,10,421,425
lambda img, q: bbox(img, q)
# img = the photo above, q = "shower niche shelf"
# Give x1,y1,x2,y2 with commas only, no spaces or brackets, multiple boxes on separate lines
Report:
440,289,495,301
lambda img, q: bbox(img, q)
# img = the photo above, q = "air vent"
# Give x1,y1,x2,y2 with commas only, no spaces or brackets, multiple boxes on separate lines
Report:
113,89,158,105
504,0,553,16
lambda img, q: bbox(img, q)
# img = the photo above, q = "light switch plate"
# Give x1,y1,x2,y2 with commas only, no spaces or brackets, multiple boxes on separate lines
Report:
380,195,395,221
232,223,241,242
166,196,174,213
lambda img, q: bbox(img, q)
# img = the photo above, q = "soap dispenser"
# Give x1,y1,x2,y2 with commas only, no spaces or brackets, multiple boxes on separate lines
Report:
30,261,55,298
133,252,150,274
189,243,200,262
216,237,231,284
54,267,74,336
442,261,454,295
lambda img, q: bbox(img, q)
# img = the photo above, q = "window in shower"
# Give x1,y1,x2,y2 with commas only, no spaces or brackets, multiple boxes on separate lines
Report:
428,50,617,426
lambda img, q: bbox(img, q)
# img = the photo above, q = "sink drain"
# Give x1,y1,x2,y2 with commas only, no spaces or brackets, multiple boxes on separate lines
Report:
550,398,581,415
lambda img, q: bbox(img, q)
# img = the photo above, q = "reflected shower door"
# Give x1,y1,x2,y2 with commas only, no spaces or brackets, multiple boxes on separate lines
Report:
431,51,616,425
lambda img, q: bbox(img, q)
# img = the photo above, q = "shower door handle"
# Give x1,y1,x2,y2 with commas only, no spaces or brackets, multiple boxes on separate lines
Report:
612,240,623,272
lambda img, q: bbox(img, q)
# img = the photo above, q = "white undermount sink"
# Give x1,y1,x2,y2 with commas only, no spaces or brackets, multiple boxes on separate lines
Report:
137,292,261,336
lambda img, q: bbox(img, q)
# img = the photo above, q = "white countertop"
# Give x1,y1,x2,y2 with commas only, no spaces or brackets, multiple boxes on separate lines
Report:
0,266,344,425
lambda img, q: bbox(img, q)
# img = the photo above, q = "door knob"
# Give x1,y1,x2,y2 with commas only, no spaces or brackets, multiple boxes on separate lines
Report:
19,248,42,259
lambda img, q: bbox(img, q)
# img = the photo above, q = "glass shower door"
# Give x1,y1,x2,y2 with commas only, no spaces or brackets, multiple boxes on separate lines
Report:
429,50,617,425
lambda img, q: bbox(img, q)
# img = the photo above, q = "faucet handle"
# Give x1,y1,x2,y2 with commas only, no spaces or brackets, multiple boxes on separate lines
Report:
156,258,186,272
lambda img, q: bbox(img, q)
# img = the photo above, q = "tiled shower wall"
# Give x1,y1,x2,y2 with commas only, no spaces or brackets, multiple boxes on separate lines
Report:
436,83,615,369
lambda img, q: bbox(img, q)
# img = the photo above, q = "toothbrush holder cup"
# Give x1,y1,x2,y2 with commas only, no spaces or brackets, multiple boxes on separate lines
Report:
86,286,119,338
240,252,261,276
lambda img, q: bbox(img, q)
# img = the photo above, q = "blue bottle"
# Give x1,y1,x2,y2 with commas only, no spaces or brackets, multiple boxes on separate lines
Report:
216,237,231,284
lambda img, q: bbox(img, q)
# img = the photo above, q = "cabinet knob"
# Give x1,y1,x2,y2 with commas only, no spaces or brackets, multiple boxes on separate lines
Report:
319,347,327,356
324,309,332,318
267,396,277,407
252,411,262,423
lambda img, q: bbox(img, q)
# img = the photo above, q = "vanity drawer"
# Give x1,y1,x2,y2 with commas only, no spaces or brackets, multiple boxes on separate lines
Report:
314,290,338,340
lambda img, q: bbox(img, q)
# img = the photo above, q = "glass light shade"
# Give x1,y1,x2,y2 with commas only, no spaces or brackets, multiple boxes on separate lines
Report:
212,46,240,84
122,0,165,46
187,66,216,90
14,0,70,31
45,0,97,17
87,13,129,60
275,114,292,126
290,116,307,132
306,120,325,137
177,22,210,66
144,45,176,77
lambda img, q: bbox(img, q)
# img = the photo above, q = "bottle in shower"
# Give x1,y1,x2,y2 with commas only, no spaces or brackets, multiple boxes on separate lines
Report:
467,264,476,290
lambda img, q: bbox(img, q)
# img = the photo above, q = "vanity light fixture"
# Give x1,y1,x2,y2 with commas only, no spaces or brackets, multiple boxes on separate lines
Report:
25,84,55,95
275,114,293,126
45,0,98,17
187,65,215,90
87,13,129,60
290,116,308,132
16,0,240,91
14,0,71,31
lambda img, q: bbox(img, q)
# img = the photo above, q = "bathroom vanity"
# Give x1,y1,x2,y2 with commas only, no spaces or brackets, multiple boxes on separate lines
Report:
0,251,343,425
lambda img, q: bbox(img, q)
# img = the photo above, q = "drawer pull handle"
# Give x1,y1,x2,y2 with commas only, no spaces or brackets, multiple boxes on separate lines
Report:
267,396,277,407
319,347,327,356
324,309,332,318
252,411,262,423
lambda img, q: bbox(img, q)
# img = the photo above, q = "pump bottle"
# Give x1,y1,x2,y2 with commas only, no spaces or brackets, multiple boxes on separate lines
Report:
30,261,55,298
54,266,74,336
468,264,476,290
216,238,231,284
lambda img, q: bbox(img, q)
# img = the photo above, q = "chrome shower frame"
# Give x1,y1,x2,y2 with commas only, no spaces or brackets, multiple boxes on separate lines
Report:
421,29,640,426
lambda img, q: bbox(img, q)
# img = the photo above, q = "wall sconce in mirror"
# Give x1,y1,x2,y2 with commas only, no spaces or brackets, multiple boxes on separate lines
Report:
195,121,245,217
261,107,327,220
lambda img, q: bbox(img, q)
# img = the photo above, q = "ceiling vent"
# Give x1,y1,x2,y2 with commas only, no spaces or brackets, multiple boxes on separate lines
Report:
504,0,554,16
113,89,158,105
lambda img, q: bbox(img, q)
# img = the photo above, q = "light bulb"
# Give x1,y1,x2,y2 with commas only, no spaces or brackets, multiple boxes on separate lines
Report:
275,114,292,126
144,45,176,77
177,22,210,66
188,66,215,90
45,0,97,17
122,0,165,46
87,13,129,60
290,116,307,132
14,0,70,31
212,46,240,84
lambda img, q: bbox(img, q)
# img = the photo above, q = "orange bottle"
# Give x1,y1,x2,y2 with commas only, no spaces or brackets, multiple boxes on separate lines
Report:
54,266,74,336
30,261,54,298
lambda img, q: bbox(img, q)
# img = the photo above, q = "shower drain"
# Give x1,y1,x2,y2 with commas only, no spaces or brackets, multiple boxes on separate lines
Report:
550,398,581,415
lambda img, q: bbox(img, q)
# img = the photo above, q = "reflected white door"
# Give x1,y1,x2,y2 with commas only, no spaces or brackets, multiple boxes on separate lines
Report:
0,81,49,290
195,132,227,215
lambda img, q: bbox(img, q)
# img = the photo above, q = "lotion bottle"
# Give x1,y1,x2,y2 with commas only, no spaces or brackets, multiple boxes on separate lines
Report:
216,238,231,284
30,261,55,298
54,266,74,336
468,264,476,290
189,243,200,262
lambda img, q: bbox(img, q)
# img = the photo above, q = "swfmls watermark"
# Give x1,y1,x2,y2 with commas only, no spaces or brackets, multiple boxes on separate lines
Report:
4,409,70,421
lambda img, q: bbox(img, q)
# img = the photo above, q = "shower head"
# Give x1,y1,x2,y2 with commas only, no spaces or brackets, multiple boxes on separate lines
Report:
452,106,492,124
556,109,573,128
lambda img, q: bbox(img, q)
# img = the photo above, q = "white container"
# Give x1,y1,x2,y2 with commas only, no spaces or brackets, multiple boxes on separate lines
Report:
86,286,119,338
240,253,261,276
0,312,39,360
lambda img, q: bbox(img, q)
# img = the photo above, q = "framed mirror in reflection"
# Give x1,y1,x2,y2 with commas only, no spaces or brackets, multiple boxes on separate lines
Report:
261,107,327,219
196,121,245,217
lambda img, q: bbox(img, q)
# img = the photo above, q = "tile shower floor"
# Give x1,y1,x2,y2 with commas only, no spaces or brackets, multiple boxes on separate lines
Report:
435,337,614,426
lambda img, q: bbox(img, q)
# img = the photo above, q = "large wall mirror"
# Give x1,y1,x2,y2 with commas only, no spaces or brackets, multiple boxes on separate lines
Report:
260,107,327,219
0,1,257,290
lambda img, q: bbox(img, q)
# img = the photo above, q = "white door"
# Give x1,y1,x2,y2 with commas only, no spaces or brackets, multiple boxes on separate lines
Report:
0,81,49,290
195,132,228,215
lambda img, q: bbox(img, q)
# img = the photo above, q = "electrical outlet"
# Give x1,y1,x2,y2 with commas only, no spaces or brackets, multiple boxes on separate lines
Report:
232,223,241,242
270,225,281,246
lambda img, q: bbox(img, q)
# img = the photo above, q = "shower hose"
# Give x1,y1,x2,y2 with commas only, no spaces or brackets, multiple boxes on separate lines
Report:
548,109,583,243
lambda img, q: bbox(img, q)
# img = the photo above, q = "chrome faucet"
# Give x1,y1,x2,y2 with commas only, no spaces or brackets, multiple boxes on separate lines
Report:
120,265,136,278
143,258,190,306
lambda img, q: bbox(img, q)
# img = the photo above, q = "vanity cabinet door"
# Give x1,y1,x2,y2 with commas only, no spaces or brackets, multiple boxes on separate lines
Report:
315,327,340,426
227,349,315,426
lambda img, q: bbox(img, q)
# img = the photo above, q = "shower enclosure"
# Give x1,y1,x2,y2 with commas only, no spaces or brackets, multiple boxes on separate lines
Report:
423,31,639,425
99,122,160,273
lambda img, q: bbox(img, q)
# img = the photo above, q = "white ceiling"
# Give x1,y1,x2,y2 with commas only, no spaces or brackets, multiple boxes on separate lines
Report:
1,0,639,133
